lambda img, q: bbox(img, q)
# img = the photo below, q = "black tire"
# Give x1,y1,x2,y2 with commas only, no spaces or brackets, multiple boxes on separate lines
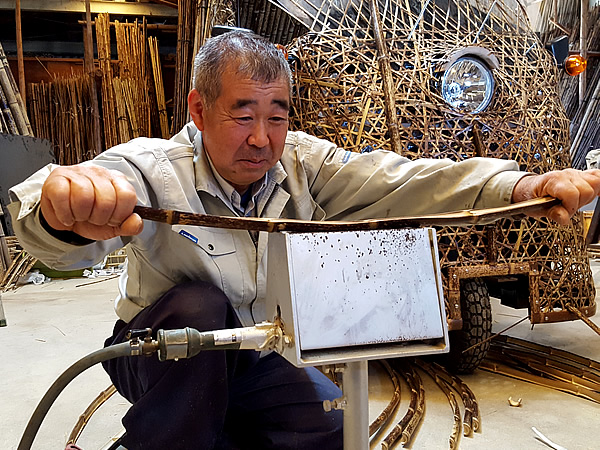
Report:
443,278,492,374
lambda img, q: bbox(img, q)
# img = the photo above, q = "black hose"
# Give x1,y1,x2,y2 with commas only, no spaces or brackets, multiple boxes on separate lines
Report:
18,341,134,450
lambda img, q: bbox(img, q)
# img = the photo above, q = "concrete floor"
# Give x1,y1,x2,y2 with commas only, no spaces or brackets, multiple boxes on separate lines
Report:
2,264,600,450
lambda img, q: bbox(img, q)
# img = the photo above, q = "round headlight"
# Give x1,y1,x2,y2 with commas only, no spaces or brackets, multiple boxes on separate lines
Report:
441,57,494,114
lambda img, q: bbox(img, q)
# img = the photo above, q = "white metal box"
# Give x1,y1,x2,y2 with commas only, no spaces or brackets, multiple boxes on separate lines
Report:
266,228,449,367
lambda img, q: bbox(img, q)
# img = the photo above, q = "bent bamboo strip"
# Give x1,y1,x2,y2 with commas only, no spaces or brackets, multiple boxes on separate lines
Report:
133,197,560,233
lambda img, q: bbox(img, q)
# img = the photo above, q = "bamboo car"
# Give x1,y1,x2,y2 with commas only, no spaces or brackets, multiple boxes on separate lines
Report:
283,0,594,372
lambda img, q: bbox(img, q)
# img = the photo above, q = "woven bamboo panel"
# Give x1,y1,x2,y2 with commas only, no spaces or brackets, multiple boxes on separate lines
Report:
287,0,595,322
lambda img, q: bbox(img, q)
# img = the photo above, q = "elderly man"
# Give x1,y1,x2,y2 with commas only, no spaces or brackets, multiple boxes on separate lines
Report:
9,30,600,449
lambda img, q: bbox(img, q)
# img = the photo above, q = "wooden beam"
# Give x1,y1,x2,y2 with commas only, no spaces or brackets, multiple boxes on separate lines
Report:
0,0,177,16
77,20,177,31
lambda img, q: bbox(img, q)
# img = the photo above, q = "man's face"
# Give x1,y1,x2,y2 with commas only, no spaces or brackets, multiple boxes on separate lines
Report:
188,69,290,193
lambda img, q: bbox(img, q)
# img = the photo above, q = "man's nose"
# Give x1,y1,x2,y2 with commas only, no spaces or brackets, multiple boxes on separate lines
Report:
247,121,269,148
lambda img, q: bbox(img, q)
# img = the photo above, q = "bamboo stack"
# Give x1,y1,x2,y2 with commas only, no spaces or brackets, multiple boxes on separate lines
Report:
172,0,199,133
114,20,151,140
96,12,119,149
0,42,32,135
28,13,171,159
28,74,99,165
28,81,51,141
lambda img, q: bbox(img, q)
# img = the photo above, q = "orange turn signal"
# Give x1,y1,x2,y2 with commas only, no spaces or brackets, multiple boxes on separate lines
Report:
564,55,587,76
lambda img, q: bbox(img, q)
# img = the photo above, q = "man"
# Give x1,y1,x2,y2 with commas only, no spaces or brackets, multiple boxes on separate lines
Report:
9,30,600,449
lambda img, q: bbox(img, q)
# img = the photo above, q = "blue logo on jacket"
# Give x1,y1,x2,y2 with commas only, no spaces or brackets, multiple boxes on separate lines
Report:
179,229,198,244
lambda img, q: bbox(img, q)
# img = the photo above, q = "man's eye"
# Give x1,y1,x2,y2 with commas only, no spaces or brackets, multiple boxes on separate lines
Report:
235,117,253,122
270,116,288,122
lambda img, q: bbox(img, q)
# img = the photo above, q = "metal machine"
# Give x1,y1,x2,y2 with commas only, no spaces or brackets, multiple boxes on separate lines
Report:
19,227,448,450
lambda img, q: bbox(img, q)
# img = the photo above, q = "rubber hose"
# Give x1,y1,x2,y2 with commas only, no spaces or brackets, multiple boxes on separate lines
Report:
18,341,133,450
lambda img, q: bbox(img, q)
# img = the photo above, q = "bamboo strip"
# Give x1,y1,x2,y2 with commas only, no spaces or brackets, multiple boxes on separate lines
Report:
149,36,170,138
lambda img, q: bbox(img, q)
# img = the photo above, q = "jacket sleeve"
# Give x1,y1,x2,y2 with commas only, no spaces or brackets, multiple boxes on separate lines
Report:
292,132,528,221
7,159,137,271
6,139,170,271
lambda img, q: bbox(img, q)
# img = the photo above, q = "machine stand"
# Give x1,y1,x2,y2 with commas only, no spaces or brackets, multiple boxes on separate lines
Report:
342,360,369,450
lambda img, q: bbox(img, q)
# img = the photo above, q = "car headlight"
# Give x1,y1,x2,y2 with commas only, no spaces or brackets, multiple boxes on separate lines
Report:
441,56,494,114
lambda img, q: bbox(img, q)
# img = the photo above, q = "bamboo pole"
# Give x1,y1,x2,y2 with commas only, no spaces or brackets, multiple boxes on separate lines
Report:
369,0,401,155
149,36,169,138
15,0,26,103
85,0,103,156
0,82,18,134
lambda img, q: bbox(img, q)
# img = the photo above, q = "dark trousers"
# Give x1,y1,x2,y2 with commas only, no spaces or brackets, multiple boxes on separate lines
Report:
102,280,343,450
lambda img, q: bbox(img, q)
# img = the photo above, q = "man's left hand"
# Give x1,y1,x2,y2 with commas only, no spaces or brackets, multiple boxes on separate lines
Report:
512,168,600,225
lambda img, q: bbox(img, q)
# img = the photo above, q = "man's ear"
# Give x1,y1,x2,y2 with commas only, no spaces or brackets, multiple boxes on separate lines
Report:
188,89,205,131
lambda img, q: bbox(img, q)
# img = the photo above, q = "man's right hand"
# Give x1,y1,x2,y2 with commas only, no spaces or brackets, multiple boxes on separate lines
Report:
40,165,143,241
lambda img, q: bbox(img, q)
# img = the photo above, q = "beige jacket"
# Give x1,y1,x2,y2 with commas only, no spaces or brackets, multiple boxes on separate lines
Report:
9,123,525,325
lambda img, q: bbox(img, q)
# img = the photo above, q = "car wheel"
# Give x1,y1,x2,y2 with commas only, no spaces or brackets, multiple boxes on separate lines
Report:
444,278,492,374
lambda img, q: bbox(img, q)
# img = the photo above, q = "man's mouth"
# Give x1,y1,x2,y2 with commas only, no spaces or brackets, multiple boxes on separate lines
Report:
240,158,267,167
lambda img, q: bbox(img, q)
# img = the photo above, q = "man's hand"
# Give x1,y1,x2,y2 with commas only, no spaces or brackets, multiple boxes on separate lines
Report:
512,168,600,225
40,165,143,241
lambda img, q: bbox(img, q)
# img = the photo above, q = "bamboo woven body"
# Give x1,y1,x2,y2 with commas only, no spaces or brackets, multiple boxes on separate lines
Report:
286,0,595,323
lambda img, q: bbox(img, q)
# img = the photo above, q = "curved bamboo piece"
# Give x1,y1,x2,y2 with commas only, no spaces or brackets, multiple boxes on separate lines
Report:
381,361,425,449
134,196,560,233
399,363,425,445
415,360,462,449
481,335,600,403
418,359,480,435
67,384,118,445
369,360,401,436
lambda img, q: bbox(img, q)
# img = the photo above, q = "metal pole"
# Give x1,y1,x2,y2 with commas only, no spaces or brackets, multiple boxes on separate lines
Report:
579,0,588,105
342,360,369,450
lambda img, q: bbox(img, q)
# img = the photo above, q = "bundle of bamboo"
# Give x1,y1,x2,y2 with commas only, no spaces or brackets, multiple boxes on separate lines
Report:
0,42,31,136
95,14,167,144
96,12,119,149
28,74,100,165
172,0,199,133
